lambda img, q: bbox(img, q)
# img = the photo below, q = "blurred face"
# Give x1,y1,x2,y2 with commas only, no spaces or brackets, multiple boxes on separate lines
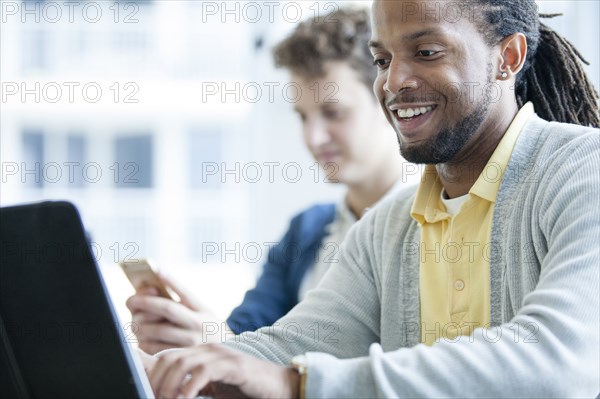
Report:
370,0,496,164
292,61,398,184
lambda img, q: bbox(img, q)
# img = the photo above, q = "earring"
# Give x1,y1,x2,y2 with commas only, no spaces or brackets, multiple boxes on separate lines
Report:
500,71,508,79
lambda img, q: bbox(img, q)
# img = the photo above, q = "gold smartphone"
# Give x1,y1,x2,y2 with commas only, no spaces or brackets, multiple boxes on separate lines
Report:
119,259,173,300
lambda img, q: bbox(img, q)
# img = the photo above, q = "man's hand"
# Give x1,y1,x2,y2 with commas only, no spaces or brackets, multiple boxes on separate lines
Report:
149,344,300,399
135,348,157,374
126,274,232,354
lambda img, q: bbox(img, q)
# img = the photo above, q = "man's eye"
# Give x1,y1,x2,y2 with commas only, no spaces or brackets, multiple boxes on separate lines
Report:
323,109,342,119
416,50,439,57
372,58,390,68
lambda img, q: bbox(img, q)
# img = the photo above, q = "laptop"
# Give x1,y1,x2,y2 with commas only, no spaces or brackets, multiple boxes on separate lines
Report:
0,201,154,398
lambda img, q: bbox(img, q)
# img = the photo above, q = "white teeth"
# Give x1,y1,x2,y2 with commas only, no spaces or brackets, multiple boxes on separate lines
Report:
397,105,434,119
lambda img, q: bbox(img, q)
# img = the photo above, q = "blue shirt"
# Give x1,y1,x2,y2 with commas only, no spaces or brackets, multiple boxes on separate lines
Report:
226,204,336,334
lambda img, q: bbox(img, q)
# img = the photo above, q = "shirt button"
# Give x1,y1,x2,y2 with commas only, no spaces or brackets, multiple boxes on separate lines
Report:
454,280,465,291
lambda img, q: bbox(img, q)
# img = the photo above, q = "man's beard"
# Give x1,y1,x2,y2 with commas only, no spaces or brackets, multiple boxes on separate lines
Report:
396,60,499,167
398,100,489,164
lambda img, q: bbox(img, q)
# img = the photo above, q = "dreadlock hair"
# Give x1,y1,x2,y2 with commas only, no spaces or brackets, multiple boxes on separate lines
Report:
473,0,599,127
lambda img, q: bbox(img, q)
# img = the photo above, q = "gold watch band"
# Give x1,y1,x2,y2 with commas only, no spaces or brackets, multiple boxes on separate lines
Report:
291,355,307,399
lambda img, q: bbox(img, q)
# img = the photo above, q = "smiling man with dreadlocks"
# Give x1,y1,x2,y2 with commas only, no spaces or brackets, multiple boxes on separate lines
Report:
145,2,599,398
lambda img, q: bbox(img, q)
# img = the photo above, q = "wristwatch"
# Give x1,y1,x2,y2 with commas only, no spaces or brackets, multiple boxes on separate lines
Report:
290,354,308,399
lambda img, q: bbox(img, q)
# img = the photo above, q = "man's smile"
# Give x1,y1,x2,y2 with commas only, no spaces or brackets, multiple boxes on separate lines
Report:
388,104,438,139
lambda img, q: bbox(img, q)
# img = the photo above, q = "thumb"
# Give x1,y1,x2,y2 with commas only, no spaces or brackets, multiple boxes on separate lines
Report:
136,348,157,374
158,272,206,311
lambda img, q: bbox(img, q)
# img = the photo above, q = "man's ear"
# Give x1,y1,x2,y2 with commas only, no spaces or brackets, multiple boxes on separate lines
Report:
497,33,527,80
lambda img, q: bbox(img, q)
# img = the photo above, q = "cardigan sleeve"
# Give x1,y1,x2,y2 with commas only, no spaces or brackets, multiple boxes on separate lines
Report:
223,204,384,363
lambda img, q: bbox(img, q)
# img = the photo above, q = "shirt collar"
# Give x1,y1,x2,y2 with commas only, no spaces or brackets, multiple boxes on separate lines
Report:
470,102,534,203
410,165,446,224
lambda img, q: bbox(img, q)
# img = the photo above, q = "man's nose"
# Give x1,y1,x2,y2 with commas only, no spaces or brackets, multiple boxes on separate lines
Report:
304,118,330,148
383,60,420,95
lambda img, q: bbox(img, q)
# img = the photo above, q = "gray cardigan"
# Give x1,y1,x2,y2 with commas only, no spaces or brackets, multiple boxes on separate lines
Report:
226,114,600,398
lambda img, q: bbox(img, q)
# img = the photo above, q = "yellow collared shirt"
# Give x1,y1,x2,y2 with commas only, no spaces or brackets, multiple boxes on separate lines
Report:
411,103,535,346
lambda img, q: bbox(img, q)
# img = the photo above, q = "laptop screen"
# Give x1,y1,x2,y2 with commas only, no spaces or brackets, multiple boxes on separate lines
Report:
0,201,153,398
